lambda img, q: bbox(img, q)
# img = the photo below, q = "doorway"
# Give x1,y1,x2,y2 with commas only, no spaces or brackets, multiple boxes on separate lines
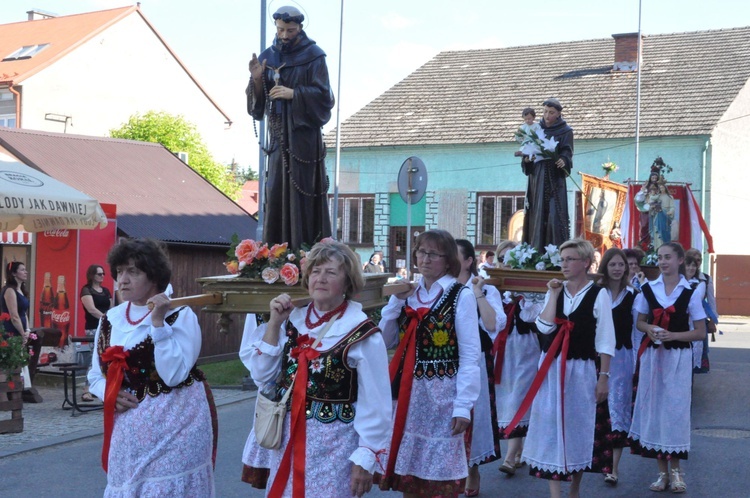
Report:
389,226,424,274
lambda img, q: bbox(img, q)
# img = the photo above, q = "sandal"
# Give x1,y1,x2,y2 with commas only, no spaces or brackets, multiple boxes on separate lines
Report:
81,392,95,402
514,454,525,468
499,461,516,476
650,472,670,492
670,469,686,494
604,473,619,485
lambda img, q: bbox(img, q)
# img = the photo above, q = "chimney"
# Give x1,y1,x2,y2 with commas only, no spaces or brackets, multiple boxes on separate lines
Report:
612,32,642,72
27,10,57,21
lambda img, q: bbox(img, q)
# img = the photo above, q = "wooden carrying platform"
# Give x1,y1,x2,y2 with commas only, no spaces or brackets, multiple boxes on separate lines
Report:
485,268,565,293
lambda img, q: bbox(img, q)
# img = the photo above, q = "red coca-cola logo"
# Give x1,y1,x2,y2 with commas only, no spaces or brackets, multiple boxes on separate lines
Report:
51,310,70,323
43,229,70,237
42,229,72,251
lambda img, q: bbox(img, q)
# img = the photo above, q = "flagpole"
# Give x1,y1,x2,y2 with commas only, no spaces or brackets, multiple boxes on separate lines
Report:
331,0,345,239
255,1,267,242
634,0,643,182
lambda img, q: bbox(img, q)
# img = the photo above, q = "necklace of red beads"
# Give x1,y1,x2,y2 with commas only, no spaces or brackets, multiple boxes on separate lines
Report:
305,300,348,329
126,302,153,326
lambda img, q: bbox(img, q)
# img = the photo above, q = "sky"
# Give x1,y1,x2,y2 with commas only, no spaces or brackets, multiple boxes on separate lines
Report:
2,0,750,170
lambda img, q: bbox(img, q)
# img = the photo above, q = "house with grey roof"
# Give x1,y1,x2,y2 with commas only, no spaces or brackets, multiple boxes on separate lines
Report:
327,26,750,312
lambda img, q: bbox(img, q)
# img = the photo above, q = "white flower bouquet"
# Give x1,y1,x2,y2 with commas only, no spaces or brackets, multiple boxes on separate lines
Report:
503,243,562,271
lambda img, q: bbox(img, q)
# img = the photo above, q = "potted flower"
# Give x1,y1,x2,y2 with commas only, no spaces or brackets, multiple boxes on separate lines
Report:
601,160,618,180
0,312,34,433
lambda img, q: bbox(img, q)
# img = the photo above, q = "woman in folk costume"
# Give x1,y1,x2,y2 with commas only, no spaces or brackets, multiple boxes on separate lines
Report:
249,239,391,498
378,229,481,497
598,248,638,486
506,239,615,498
88,238,216,497
493,241,543,476
239,313,272,490
455,239,505,496
629,242,706,494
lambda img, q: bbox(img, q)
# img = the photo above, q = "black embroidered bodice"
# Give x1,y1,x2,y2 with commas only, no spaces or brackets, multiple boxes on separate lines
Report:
396,282,465,380
97,308,205,402
504,297,539,336
640,283,694,350
612,290,636,350
542,284,602,361
278,318,380,424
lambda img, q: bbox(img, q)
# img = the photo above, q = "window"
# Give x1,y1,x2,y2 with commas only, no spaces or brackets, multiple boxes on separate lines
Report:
3,43,49,61
329,195,375,245
0,114,16,128
477,192,525,247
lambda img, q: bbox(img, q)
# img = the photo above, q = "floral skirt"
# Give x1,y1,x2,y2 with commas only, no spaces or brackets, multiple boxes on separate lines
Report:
380,376,468,494
265,414,359,497
105,381,215,498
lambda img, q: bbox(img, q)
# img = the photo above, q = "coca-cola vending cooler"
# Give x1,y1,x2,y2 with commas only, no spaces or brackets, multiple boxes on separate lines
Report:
33,203,117,370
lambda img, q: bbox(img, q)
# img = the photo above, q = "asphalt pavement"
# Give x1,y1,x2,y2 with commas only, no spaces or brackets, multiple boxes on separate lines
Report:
1,317,749,497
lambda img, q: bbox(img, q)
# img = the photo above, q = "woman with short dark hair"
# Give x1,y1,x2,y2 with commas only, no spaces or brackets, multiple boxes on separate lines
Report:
88,238,215,496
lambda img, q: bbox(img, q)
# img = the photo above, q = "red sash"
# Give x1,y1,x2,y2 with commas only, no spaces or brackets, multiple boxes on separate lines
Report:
492,300,518,385
100,345,130,472
383,306,430,481
504,318,574,470
637,306,674,360
269,334,320,498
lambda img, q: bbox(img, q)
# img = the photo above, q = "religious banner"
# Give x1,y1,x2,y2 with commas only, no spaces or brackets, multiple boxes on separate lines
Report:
620,182,714,253
579,173,628,251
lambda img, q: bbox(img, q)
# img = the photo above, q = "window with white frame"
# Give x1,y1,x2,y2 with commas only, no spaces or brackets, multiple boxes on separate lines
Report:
0,114,16,128
477,192,525,246
3,43,49,61
329,195,375,245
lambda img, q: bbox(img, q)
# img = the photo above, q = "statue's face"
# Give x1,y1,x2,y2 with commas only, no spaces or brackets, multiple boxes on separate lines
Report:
543,106,560,126
275,19,301,46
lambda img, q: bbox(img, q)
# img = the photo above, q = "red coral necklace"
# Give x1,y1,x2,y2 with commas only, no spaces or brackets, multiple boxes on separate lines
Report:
305,300,348,329
126,302,153,326
416,287,442,306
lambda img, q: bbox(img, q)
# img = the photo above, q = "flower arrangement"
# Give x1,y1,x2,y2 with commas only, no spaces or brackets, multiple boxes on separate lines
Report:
514,125,559,162
503,243,562,271
0,313,35,388
601,161,618,175
224,235,303,286
642,250,659,266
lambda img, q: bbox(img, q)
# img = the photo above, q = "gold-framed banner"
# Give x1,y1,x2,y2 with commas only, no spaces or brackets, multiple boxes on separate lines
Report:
579,173,628,251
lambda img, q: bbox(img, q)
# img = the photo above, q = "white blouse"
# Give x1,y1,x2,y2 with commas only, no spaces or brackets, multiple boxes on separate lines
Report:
379,274,481,420
88,303,202,400
249,301,392,475
634,274,706,324
480,284,506,341
536,281,616,358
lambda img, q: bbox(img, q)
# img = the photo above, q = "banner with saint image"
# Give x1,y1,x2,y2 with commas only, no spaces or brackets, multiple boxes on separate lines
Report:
579,173,628,251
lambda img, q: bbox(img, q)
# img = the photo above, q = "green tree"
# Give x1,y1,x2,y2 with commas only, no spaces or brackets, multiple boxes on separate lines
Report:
109,111,241,199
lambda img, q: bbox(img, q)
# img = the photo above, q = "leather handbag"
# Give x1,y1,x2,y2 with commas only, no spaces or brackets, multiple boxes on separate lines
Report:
254,314,339,449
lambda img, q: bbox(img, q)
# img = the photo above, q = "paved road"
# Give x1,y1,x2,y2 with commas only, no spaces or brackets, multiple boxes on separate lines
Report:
2,318,749,497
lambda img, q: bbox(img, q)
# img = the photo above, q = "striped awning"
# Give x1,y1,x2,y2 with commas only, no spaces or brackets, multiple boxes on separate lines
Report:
0,230,32,245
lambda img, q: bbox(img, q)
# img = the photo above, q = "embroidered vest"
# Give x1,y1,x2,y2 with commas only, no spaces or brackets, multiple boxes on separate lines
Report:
97,308,205,402
612,291,636,350
542,285,601,360
640,283,693,350
396,282,465,380
278,318,380,424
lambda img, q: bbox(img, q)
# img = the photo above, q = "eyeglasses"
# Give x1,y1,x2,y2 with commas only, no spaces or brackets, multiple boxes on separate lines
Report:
560,257,582,264
96,272,105,276
416,249,446,261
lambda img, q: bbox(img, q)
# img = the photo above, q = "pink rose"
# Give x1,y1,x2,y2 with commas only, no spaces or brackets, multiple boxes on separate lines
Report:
235,239,259,265
224,260,240,275
280,263,300,286
319,237,335,244
299,257,308,272
261,267,280,284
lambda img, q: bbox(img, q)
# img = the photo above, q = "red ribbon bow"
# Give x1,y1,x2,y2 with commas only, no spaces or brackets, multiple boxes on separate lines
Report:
383,306,431,482
269,334,321,497
505,317,573,471
637,305,675,360
492,299,519,385
100,345,130,472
